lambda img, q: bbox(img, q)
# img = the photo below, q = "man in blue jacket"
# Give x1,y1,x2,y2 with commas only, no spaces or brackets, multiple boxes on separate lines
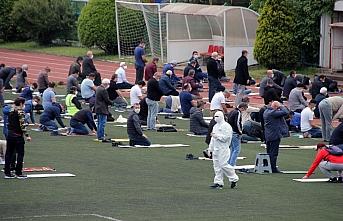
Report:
263,101,289,173
39,103,66,132
159,70,179,96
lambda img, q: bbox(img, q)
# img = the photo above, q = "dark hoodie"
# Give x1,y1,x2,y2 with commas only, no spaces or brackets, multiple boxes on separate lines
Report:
189,107,209,135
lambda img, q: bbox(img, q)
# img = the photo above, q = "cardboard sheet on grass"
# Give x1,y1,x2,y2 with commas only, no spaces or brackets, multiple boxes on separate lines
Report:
293,178,329,183
198,156,247,161
27,173,75,178
118,144,189,148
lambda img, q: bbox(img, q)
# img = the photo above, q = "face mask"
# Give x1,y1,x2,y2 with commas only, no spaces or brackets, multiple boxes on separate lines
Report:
32,101,37,106
194,55,198,58
123,66,128,70
90,55,94,59
134,108,140,114
271,74,274,78
75,91,78,96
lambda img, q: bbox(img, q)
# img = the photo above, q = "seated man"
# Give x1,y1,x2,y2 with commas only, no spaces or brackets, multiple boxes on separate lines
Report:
162,60,180,86
183,60,196,77
210,86,230,113
330,122,343,146
39,103,66,132
127,103,151,146
108,73,128,111
263,79,282,105
179,83,195,118
66,70,80,94
81,73,97,107
288,83,307,112
69,109,97,135
42,82,56,110
65,86,82,116
159,95,180,114
116,62,134,89
282,70,298,99
159,70,179,96
300,99,322,138
241,96,262,142
303,143,343,183
182,69,202,97
24,96,41,124
20,83,38,101
189,101,208,135
314,87,329,118
189,51,208,81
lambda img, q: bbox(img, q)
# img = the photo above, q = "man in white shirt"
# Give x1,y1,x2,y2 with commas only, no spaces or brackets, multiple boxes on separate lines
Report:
301,99,322,138
116,62,133,89
210,86,230,113
130,80,146,106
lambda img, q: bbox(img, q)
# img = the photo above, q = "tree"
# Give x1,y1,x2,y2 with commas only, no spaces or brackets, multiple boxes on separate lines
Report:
253,0,298,69
0,0,19,41
77,0,117,54
11,0,75,45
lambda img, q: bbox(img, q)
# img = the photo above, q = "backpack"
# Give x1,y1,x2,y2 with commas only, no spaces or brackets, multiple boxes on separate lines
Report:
326,145,343,156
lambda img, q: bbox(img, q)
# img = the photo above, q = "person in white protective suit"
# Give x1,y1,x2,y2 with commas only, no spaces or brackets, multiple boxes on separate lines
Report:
208,111,239,189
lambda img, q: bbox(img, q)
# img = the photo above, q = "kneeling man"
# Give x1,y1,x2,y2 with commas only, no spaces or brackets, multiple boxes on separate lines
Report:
127,103,151,147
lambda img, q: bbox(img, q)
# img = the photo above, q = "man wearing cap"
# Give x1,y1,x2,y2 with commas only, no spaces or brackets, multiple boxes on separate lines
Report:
94,79,112,141
116,62,133,89
207,52,222,102
37,67,51,94
134,41,147,84
288,83,307,112
210,86,230,113
159,70,179,96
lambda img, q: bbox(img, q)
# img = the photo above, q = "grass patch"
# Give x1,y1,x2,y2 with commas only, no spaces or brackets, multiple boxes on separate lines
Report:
0,87,342,221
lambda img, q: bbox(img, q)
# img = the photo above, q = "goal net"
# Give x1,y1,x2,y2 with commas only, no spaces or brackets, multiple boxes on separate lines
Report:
115,0,169,63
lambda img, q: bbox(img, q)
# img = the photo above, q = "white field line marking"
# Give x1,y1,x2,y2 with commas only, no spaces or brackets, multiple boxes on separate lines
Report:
0,213,123,221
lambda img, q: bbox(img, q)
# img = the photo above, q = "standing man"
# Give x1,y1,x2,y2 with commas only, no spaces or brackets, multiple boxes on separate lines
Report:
127,103,151,146
208,111,239,189
318,96,343,142
37,67,51,94
94,79,112,141
4,97,31,179
144,57,158,81
207,52,221,102
233,50,251,106
263,101,289,173
116,62,134,89
227,102,248,166
146,72,163,130
134,41,147,84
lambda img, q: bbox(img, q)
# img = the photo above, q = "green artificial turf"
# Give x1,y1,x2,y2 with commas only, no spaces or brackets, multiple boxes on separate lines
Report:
0,88,342,221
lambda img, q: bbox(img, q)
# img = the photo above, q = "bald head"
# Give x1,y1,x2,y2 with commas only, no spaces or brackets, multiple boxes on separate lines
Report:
267,70,273,77
211,52,218,59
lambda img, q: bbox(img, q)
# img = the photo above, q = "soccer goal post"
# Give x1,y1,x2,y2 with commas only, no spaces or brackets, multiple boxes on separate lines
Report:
115,0,169,63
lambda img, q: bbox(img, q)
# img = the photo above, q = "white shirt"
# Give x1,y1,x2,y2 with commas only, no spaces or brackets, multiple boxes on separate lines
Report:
115,67,127,84
301,107,314,132
210,92,225,111
130,85,142,106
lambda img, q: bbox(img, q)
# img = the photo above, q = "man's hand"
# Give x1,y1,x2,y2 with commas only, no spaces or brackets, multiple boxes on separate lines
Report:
302,175,309,179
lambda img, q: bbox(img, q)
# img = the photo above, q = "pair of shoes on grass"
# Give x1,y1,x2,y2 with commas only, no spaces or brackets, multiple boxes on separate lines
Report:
209,182,237,189
327,177,343,183
4,173,27,179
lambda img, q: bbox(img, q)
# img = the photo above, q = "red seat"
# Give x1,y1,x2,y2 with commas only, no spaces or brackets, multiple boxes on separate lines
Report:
218,46,224,55
213,45,219,53
200,45,214,56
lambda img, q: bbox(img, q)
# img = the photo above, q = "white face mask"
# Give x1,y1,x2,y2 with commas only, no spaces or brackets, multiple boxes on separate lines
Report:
194,55,198,58
134,108,140,114
123,65,128,70
75,91,78,96
90,55,94,59
271,74,274,78
32,101,37,106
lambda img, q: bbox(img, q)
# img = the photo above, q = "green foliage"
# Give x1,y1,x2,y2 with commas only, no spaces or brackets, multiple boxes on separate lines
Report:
292,0,335,65
11,0,75,45
254,0,299,69
77,0,117,54
249,0,266,13
0,0,21,41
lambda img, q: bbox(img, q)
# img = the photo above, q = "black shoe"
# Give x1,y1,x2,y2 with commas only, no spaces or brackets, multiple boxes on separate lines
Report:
337,177,343,183
4,174,15,179
272,169,282,173
327,177,338,183
230,182,237,189
209,183,223,189
16,174,28,179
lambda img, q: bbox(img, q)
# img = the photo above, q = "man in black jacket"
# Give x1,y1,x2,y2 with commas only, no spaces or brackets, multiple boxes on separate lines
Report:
207,52,222,102
69,109,97,135
227,102,248,166
94,78,112,141
146,72,163,130
282,70,297,99
82,51,101,86
4,97,31,179
69,56,83,76
233,50,251,106
127,103,151,146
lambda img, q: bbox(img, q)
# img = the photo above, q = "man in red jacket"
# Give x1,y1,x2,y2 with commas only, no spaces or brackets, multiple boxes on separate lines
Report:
303,143,343,183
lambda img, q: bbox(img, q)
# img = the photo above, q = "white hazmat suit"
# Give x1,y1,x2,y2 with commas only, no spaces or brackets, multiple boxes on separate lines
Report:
209,111,239,186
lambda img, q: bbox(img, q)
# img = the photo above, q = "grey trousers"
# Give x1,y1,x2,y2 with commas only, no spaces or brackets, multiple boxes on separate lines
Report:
318,99,333,141
319,161,343,178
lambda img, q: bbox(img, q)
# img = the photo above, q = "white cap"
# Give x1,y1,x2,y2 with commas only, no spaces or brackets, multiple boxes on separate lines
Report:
320,87,327,94
120,62,126,67
166,70,172,75
102,78,110,84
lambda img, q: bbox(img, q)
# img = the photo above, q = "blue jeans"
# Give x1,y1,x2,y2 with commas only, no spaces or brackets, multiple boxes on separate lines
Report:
195,72,208,81
70,119,89,135
306,127,322,138
24,110,35,124
233,83,251,106
130,136,151,147
208,76,221,102
41,120,58,131
229,132,242,166
96,114,107,140
146,98,159,130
